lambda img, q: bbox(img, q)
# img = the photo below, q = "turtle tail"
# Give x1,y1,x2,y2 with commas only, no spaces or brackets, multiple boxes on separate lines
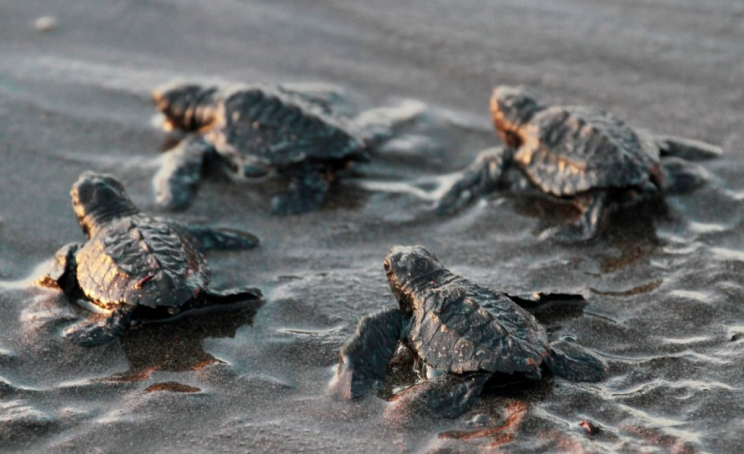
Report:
545,340,609,383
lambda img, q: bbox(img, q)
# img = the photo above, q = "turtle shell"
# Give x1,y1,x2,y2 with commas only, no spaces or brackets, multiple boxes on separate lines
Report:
514,106,660,196
75,214,209,310
406,272,550,376
205,86,367,170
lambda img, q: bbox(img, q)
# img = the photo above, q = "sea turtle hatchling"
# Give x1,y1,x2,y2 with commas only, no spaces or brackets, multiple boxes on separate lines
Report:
438,85,723,241
330,245,608,418
37,172,262,346
152,82,377,215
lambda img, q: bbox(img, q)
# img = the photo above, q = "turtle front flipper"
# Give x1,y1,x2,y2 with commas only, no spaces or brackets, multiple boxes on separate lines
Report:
540,192,609,242
545,340,609,383
654,134,723,161
390,373,490,419
271,170,331,216
63,305,137,347
330,308,407,400
153,136,215,211
172,223,260,251
436,147,514,214
37,243,82,293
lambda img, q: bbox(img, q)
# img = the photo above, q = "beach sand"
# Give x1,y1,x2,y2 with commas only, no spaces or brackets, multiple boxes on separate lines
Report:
1,1,743,452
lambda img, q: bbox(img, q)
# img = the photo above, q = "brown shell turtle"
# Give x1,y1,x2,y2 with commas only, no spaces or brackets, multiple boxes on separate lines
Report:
38,172,262,346
151,83,371,215
438,85,722,241
330,245,608,417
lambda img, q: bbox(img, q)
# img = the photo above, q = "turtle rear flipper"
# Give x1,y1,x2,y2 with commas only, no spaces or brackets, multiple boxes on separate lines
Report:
277,83,347,117
330,308,407,400
154,136,214,211
63,305,137,347
174,224,260,251
655,134,723,161
391,373,490,419
352,100,428,147
545,340,609,383
37,243,81,293
659,157,709,195
272,170,331,216
437,147,514,214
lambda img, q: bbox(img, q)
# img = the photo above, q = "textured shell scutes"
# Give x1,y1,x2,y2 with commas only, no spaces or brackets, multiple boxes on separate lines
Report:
75,215,209,310
408,274,550,376
207,85,366,168
516,106,660,196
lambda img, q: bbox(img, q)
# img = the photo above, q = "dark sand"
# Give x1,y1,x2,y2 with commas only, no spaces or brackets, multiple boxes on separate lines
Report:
1,1,743,452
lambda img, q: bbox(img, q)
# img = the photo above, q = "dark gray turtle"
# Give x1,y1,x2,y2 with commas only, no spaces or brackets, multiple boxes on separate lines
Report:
37,172,262,347
438,85,722,241
151,82,371,215
330,245,608,418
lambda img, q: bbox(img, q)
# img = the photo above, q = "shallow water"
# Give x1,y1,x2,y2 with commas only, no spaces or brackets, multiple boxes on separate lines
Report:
1,0,743,453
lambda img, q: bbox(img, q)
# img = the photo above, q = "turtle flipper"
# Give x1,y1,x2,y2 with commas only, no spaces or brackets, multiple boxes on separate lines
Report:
175,224,260,251
153,136,214,210
391,373,490,419
271,171,331,216
540,192,608,242
37,243,81,293
506,292,587,316
655,134,723,161
63,305,137,347
436,147,514,214
277,83,345,116
201,286,263,306
330,308,407,400
352,100,427,146
545,340,609,383
659,157,709,195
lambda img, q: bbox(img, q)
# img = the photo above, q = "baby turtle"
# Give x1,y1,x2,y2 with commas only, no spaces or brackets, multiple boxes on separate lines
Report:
37,172,262,347
152,82,371,215
438,85,722,241
330,245,608,417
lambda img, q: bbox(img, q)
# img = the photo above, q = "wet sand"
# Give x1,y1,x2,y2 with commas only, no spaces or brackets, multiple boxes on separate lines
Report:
1,0,743,452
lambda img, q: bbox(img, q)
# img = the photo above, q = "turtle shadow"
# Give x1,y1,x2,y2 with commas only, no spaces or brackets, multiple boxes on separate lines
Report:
105,301,263,382
592,198,667,273
437,398,530,449
505,187,665,243
159,134,371,215
440,166,670,254
382,366,551,430
499,188,666,271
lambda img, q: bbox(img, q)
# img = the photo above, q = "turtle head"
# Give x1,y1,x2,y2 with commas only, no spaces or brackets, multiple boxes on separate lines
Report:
384,245,444,314
71,172,138,237
490,85,542,147
152,82,218,132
